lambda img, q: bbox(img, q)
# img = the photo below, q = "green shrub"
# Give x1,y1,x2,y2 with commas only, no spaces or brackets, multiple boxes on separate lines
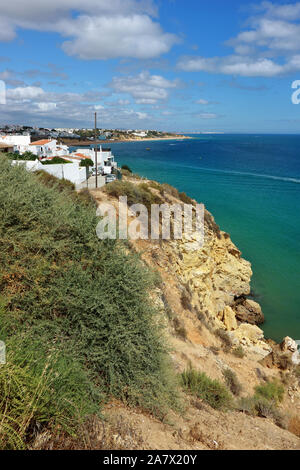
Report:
236,397,257,415
237,388,286,428
104,180,163,213
35,169,76,192
121,165,132,173
0,331,100,450
179,192,193,205
42,157,71,164
148,181,162,191
181,368,233,411
222,369,243,396
80,158,93,167
254,380,284,404
232,345,246,358
0,158,181,447
35,170,95,208
6,151,37,161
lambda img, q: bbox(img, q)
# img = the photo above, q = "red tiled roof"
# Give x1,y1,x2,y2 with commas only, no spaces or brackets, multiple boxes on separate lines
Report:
30,139,52,146
74,153,89,159
68,156,82,161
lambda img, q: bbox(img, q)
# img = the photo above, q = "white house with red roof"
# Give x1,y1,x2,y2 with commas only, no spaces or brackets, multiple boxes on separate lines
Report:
70,146,117,175
29,139,69,158
0,135,31,154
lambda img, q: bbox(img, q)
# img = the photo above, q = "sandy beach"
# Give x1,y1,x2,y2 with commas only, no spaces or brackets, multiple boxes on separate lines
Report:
62,135,192,146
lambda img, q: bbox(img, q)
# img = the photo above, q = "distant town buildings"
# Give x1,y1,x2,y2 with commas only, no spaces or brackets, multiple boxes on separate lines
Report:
0,130,118,187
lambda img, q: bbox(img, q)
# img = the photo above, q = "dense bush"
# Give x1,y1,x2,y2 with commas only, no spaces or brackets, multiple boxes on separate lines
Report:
0,330,100,449
237,380,286,428
237,396,286,428
121,165,132,173
0,158,180,448
104,180,163,213
178,192,193,205
35,170,95,208
181,368,233,411
6,151,37,161
254,380,284,404
42,157,71,164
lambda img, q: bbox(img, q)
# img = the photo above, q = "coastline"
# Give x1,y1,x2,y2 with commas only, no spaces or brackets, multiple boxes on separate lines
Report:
62,135,192,146
93,170,300,368
120,135,192,142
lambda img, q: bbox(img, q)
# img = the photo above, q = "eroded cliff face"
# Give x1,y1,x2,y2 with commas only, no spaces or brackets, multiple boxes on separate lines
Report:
92,176,299,363
159,214,273,357
169,221,252,316
88,176,300,450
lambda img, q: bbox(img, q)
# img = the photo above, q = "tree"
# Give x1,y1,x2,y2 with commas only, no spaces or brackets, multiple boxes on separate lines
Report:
80,158,94,168
121,164,132,173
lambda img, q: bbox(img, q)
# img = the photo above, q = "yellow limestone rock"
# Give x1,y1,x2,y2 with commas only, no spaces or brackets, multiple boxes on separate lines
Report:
170,226,252,321
218,306,238,331
235,324,264,344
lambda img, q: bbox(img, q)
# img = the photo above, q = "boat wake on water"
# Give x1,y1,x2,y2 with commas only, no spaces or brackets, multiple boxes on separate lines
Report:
187,165,300,185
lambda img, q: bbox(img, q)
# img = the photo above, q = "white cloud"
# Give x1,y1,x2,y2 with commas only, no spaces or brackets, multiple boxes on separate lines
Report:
118,99,130,105
2,83,153,127
37,102,57,112
178,2,300,77
178,54,300,77
0,1,178,60
110,71,180,104
0,0,158,21
258,1,300,20
60,15,177,60
7,86,45,100
196,99,209,105
0,18,16,41
136,111,149,119
197,113,219,119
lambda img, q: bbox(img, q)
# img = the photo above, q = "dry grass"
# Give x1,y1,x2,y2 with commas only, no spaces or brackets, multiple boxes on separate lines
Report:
31,415,145,450
288,416,300,438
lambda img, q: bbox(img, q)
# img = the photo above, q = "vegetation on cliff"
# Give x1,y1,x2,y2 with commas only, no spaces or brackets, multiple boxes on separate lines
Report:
0,158,299,450
0,158,179,449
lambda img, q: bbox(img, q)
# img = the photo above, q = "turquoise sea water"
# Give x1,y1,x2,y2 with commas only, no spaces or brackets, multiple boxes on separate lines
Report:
105,134,300,343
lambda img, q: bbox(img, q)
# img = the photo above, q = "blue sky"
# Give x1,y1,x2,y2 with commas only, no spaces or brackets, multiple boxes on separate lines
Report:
0,0,300,132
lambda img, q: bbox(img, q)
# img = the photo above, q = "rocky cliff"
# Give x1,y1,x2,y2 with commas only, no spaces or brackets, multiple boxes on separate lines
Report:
89,174,300,450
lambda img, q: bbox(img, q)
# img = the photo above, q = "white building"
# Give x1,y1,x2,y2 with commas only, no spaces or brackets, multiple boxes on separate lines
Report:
132,131,147,138
0,135,31,154
12,159,86,186
70,146,117,175
29,139,69,158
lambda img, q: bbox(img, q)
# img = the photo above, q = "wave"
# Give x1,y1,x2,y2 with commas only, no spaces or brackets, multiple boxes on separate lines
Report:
184,165,300,185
